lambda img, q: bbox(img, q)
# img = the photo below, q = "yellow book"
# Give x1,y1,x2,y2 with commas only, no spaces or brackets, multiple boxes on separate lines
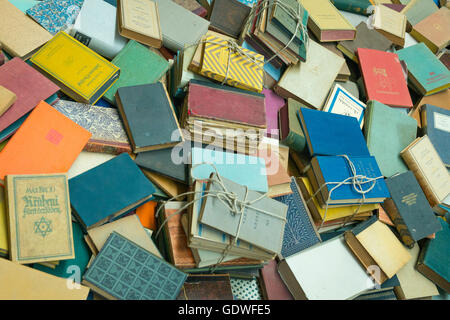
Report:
30,31,120,104
372,5,407,47
0,187,7,257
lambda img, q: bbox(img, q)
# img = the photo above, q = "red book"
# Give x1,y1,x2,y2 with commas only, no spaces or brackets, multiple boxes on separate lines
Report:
259,259,294,300
0,57,59,132
357,48,413,108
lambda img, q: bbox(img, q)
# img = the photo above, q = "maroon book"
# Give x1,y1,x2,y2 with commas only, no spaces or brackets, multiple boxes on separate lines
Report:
259,259,294,300
0,57,59,132
382,3,406,13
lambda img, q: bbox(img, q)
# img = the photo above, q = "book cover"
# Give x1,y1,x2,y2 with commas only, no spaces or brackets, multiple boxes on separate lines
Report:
279,99,306,153
30,31,120,104
411,89,450,128
209,0,251,38
0,186,8,256
6,174,75,264
298,107,370,157
0,57,60,132
116,82,183,153
0,85,16,116
172,0,207,17
104,40,169,105
401,0,438,26
385,171,443,243
69,153,156,230
82,231,187,300
357,48,413,108
371,4,407,46
330,0,372,15
421,104,450,167
364,100,417,178
177,274,234,300
259,259,293,300
0,101,91,183
263,88,285,137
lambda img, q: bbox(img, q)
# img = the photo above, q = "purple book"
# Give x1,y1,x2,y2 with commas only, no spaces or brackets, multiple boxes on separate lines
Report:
263,88,285,137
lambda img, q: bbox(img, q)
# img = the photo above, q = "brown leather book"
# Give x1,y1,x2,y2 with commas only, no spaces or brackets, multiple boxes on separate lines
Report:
177,274,234,300
209,0,251,38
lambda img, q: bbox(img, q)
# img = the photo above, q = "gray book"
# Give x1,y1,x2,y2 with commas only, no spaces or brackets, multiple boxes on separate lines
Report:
199,173,288,254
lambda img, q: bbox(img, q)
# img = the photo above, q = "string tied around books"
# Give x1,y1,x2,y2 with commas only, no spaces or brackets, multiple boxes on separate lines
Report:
306,155,384,231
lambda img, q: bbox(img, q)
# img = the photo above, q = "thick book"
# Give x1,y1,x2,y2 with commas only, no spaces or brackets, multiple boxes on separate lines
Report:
400,0,438,27
371,4,407,47
396,43,450,96
297,107,370,157
411,89,450,128
117,0,162,48
0,101,91,183
0,57,59,132
82,231,187,300
0,0,53,59
330,0,372,15
5,174,75,264
30,31,120,105
0,85,16,117
357,48,413,108
103,40,169,105
69,153,156,230
259,259,294,300
401,135,450,207
0,257,90,299
421,104,450,167
364,100,417,178
278,99,307,153
177,274,234,300
53,100,131,155
209,0,251,38
385,171,443,246
116,82,183,153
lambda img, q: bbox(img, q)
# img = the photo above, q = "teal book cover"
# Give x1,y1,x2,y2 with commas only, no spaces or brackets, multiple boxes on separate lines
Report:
396,43,450,95
103,40,169,104
364,100,417,178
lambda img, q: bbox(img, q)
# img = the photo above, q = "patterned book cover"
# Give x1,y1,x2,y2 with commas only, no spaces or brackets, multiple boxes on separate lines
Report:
26,0,84,35
83,231,187,300
274,178,321,259
5,174,75,264
230,277,262,300
53,100,131,155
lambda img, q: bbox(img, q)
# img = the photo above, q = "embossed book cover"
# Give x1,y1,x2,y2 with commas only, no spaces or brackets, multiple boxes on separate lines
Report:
5,173,75,264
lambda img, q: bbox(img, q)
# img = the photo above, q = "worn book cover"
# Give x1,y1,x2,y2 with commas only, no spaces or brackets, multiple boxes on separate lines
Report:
209,0,251,38
83,231,187,300
5,174,75,264
177,274,234,300
421,105,450,167
411,89,450,128
259,259,293,300
279,99,306,153
262,88,285,136
0,85,16,117
400,0,438,27
371,4,407,46
0,186,8,256
0,101,91,184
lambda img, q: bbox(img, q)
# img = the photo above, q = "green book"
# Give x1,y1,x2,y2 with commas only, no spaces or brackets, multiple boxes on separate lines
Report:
402,0,438,26
330,0,372,15
364,100,417,178
279,98,306,153
103,40,169,105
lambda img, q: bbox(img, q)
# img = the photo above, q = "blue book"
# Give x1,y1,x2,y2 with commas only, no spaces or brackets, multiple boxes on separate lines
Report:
274,178,321,259
311,155,390,205
69,153,156,231
242,41,282,82
297,108,370,157
422,104,450,167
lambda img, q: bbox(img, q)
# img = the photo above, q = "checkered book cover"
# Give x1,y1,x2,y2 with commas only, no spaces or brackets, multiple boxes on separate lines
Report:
83,231,187,300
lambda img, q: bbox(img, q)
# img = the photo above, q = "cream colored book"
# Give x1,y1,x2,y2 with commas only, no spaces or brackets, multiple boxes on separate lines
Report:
401,135,450,207
118,0,163,48
372,5,407,47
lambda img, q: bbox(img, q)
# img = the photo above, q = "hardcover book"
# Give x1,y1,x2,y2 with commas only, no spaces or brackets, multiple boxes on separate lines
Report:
411,89,450,128
410,7,450,53
322,43,351,82
278,99,307,153
82,231,187,300
103,40,169,105
357,48,413,108
69,153,156,230
259,259,294,300
0,85,16,117
330,0,372,15
67,151,115,179
209,0,251,38
0,101,91,183
371,4,407,47
263,88,285,137
421,104,450,167
30,31,120,105
5,174,75,264
117,0,162,48
116,82,183,153
176,274,234,300
400,0,438,27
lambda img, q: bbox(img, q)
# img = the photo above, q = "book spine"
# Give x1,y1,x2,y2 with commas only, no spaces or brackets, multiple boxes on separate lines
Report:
281,131,306,153
83,141,132,155
382,199,415,248
330,0,371,16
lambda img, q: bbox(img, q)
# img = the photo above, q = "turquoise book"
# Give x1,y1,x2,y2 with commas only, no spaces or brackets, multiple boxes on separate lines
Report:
396,43,450,96
103,40,169,105
364,100,417,178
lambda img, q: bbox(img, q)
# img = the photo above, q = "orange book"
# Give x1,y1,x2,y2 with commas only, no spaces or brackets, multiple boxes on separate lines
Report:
136,200,157,230
0,101,91,183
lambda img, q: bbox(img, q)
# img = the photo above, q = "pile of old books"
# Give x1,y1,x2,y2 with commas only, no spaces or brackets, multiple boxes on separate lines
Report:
0,0,449,302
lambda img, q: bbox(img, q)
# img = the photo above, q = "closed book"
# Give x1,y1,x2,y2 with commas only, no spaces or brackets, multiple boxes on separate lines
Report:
26,0,83,35
117,0,162,48
0,186,7,256
0,101,91,183
69,0,128,59
177,274,234,300
0,85,16,117
400,0,438,27
209,0,251,38
274,39,344,109
396,43,450,96
0,257,90,299
30,32,120,104
411,89,450,128
83,231,187,300
5,174,75,264
410,7,450,54
416,218,450,293
330,0,372,15
263,88,285,137
357,48,413,108
297,107,370,157
53,100,131,155
274,178,321,259
116,82,183,153
385,171,443,244
421,105,450,167
364,100,417,178
371,5,407,47
337,22,393,62
104,41,168,105
172,0,207,17
0,0,53,59
322,43,351,82
67,151,115,179
69,153,156,230
400,135,450,207
259,259,294,300
278,99,306,153
0,57,59,132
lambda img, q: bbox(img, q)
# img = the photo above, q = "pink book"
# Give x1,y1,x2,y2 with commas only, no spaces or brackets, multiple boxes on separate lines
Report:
263,88,285,137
